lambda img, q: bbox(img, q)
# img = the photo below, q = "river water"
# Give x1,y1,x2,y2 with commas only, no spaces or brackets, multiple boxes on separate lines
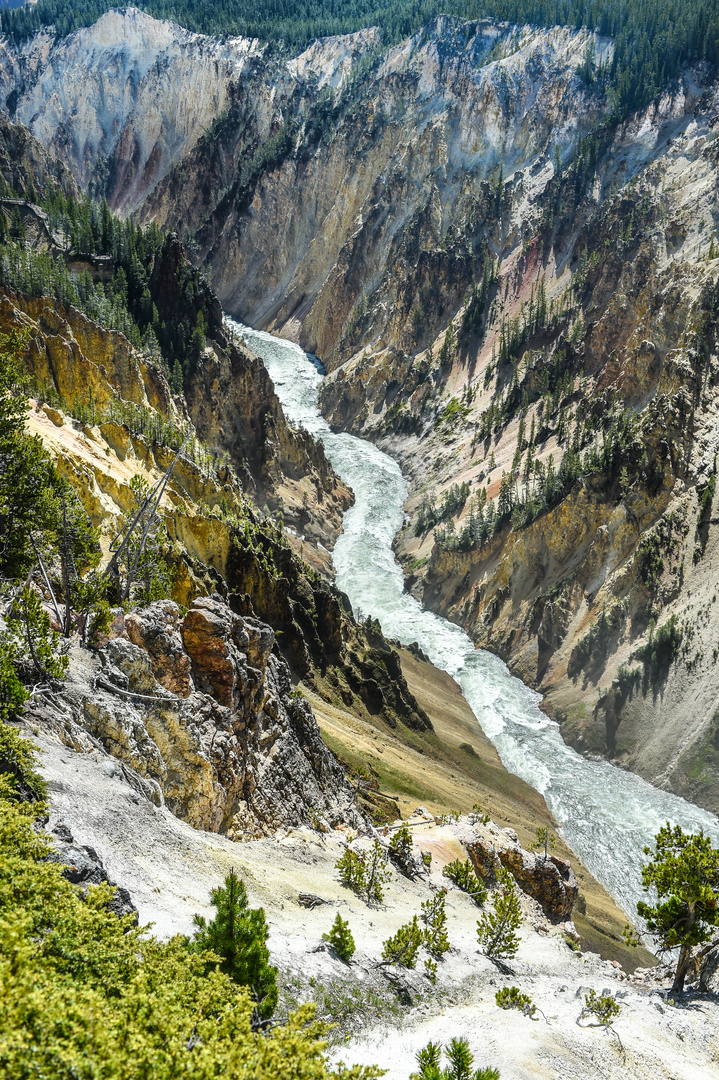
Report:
230,319,719,920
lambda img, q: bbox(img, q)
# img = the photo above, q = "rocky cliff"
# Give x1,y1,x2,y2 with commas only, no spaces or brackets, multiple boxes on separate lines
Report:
28,595,363,838
0,9,263,211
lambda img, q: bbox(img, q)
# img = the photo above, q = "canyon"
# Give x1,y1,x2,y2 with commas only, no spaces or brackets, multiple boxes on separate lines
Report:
2,9,719,1076
3,7,716,812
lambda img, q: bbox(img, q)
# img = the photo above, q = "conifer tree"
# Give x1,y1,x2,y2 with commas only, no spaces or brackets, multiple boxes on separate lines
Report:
192,868,278,1020
381,914,423,968
413,1037,499,1080
476,868,522,960
637,825,719,993
389,824,416,876
421,890,450,959
323,913,356,962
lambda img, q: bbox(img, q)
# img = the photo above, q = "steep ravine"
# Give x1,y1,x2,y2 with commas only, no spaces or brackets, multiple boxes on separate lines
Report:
5,9,719,818
236,320,719,923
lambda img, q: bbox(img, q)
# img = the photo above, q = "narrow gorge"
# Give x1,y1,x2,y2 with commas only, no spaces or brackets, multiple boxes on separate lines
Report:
2,5,719,1079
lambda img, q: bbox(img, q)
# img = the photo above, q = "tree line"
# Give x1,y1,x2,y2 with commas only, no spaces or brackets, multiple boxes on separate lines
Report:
0,177,215,391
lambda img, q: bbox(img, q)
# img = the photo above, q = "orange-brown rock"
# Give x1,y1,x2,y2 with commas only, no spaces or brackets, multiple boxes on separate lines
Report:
56,597,364,839
467,826,578,920
124,601,193,698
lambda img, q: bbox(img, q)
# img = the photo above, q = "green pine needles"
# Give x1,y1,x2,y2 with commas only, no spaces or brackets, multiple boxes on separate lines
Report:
637,824,719,993
388,824,416,876
191,869,278,1020
476,869,522,960
382,891,451,968
580,989,620,1027
335,840,391,904
421,891,450,960
381,915,424,968
442,858,487,906
412,1037,499,1080
0,730,383,1080
495,985,536,1018
322,913,356,963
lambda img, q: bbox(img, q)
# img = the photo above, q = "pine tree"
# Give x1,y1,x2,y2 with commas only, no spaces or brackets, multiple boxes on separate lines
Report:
413,1037,499,1080
336,840,390,903
637,825,719,993
476,868,522,960
442,858,487,907
322,913,355,962
381,915,423,968
421,891,450,959
389,824,416,876
535,826,555,860
192,869,278,1019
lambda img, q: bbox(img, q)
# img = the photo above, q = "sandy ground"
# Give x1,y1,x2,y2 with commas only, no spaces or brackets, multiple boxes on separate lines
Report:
35,731,719,1080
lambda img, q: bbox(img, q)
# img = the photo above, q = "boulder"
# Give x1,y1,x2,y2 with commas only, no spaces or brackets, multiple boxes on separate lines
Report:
47,820,137,920
124,601,193,697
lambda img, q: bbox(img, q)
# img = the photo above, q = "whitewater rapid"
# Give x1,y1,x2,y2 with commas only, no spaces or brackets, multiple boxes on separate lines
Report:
231,319,719,920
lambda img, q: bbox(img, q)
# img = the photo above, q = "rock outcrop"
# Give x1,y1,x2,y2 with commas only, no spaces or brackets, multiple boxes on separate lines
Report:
0,112,79,201
34,597,364,839
467,824,578,920
47,819,137,919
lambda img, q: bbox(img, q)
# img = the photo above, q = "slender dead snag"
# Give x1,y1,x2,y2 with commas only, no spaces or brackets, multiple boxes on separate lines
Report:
105,438,188,601
60,488,73,636
30,534,62,627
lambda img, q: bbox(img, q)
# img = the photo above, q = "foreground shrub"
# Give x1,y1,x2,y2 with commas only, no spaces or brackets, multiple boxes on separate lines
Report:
0,731,382,1080
476,869,522,960
336,841,391,904
495,985,536,1017
412,1037,499,1080
442,858,487,906
381,916,423,968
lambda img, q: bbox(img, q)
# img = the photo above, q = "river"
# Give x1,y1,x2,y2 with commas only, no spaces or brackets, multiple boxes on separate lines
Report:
230,319,719,920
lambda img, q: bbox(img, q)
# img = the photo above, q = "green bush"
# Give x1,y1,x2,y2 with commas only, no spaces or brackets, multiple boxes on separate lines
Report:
0,647,28,725
495,985,536,1017
381,915,423,968
335,841,391,904
476,869,522,960
4,587,69,686
191,869,278,1020
442,858,487,906
0,718,46,801
322,913,355,963
0,735,382,1080
421,891,450,960
388,824,415,876
580,989,620,1027
412,1037,499,1080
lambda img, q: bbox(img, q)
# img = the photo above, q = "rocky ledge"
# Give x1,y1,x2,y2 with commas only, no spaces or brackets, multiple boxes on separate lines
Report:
467,822,579,921
29,597,363,840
